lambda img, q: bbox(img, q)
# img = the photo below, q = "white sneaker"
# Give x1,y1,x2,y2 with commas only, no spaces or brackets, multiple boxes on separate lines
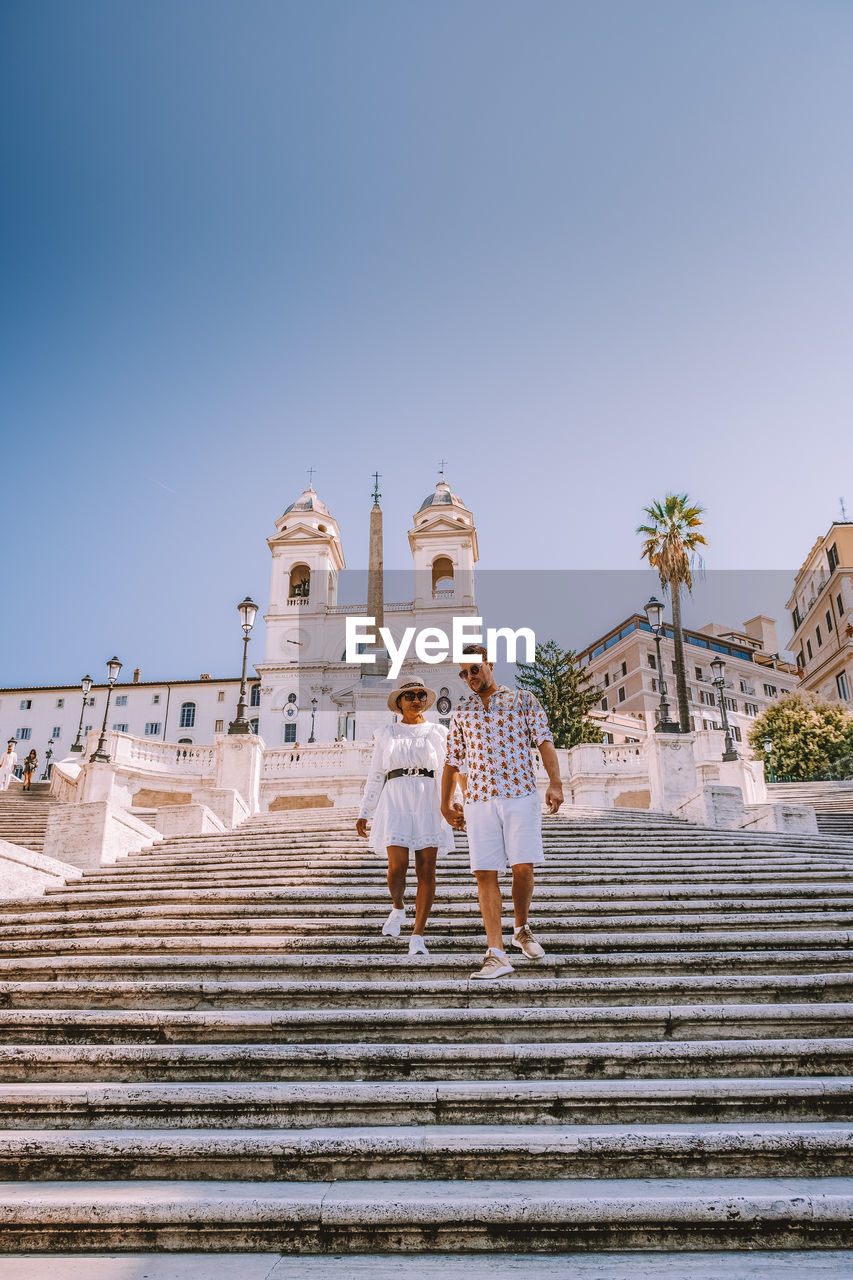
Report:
512,925,545,960
470,949,514,980
382,907,406,937
408,934,429,956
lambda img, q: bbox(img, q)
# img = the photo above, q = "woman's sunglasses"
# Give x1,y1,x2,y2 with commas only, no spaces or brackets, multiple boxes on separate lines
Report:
458,665,482,679
400,690,428,701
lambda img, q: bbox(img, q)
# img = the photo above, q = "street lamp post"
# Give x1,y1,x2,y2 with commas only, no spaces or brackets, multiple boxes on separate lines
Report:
309,696,318,743
70,675,93,753
763,735,774,783
228,596,259,734
41,739,54,781
644,596,680,733
89,658,123,763
710,653,739,762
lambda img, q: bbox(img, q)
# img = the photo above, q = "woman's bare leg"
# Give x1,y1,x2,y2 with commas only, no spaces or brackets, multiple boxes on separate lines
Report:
413,847,437,934
386,846,409,909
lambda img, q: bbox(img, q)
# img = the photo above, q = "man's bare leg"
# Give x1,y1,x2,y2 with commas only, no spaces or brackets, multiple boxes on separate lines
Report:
511,862,535,929
474,869,505,951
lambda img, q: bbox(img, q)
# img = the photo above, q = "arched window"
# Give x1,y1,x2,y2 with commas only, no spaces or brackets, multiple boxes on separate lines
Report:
432,556,454,596
250,684,261,707
177,738,193,745
179,701,196,728
250,718,259,735
289,564,311,598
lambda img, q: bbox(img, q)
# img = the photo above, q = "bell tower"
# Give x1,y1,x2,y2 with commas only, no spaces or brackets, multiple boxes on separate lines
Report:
263,483,345,666
408,474,478,610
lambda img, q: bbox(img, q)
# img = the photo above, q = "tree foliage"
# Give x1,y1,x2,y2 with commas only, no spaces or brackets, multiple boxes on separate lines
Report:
748,691,853,780
515,640,604,748
637,494,707,733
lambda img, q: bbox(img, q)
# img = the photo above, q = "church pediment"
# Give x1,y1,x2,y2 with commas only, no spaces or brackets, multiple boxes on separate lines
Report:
269,521,340,547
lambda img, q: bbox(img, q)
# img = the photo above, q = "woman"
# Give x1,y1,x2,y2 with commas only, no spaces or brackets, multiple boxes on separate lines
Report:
356,676,454,956
22,749,38,791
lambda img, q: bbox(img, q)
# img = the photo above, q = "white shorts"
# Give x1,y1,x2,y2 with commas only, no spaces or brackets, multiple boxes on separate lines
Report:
464,791,545,872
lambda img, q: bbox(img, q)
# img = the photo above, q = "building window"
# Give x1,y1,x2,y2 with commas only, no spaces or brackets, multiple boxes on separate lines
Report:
112,723,129,733
621,661,627,677
695,667,703,680
250,718,259,734
603,673,610,687
739,680,749,693
763,684,777,698
144,722,161,736
702,718,718,730
732,725,743,742
618,686,626,703
86,697,95,706
250,684,261,707
19,699,31,710
792,605,802,630
152,694,160,705
55,698,64,709
797,651,805,670
651,678,657,692
828,542,840,573
700,690,716,706
744,703,758,717
179,702,196,728
647,654,656,669
837,593,844,616
52,726,61,738
600,696,608,711
178,738,192,745
826,610,833,633
115,695,128,706
217,691,225,702
724,696,737,712
283,724,297,744
806,639,813,660
838,672,851,702
15,728,31,740
215,719,224,733
816,626,822,647
84,724,92,734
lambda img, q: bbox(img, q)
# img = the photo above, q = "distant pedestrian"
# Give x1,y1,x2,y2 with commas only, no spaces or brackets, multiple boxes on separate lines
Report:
356,677,454,956
0,743,17,792
21,749,38,791
441,644,564,980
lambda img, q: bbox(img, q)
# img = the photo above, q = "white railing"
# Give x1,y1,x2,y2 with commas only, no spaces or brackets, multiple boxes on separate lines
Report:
287,596,310,606
106,733,217,779
564,742,645,776
263,743,375,778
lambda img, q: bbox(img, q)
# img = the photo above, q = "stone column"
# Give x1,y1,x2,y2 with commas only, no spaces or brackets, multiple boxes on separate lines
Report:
645,732,699,815
214,734,264,815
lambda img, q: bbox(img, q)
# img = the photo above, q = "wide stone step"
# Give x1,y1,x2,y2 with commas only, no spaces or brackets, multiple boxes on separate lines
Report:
2,1122,852,1181
1,1078,850,1127
0,1003,849,1044
2,1036,850,1083
1,972,850,1011
0,928,846,958
3,947,850,981
0,1177,850,1251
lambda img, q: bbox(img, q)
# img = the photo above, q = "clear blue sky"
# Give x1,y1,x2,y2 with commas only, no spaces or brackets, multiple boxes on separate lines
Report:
2,0,851,686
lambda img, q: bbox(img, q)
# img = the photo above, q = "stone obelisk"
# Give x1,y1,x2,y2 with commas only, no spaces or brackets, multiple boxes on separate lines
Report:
366,472,388,677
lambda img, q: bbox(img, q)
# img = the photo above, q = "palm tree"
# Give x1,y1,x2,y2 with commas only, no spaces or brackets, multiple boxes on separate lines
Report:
637,494,707,733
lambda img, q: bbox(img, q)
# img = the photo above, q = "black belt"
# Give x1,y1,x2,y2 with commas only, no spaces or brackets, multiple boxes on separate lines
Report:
385,768,434,781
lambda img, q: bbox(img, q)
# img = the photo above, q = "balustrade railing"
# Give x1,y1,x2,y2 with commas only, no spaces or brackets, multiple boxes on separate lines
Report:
263,743,375,777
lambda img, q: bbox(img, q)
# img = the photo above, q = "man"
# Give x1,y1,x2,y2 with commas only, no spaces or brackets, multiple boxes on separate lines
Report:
441,644,564,980
0,742,18,792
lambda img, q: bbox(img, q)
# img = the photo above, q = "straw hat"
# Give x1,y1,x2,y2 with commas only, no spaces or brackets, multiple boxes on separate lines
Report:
386,676,437,714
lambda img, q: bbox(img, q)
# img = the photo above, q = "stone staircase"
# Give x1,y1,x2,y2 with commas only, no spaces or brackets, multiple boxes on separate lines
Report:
0,783,56,855
0,804,852,1264
769,780,853,841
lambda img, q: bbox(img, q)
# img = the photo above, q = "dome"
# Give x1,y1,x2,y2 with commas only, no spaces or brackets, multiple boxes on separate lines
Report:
283,484,331,517
417,480,463,513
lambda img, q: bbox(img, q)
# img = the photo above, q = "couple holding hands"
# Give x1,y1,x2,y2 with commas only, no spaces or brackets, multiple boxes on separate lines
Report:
355,645,564,980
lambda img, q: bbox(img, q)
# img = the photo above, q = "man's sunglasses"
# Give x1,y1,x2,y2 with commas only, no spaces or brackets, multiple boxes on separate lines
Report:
458,665,482,679
400,690,428,701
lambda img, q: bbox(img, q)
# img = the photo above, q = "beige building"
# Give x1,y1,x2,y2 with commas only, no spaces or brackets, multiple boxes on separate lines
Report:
577,613,798,745
787,522,853,705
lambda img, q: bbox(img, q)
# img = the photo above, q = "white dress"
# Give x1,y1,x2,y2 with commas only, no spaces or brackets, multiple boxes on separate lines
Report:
358,721,455,855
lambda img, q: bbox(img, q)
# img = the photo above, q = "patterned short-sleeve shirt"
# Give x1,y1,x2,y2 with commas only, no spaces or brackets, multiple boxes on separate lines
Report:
446,686,553,802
